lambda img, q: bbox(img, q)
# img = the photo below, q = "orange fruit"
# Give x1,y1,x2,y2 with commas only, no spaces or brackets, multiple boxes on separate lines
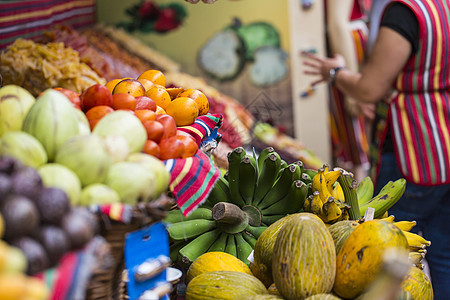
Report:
165,97,199,126
177,89,209,116
85,105,114,130
155,106,166,114
137,78,156,92
105,79,122,93
166,87,184,100
113,79,146,97
112,93,137,110
135,109,156,122
137,69,166,87
146,86,171,110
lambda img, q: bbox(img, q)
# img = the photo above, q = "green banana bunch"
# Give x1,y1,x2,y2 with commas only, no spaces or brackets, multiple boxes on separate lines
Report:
227,147,246,207
258,163,301,209
165,146,307,266
238,155,258,205
253,152,281,205
359,178,407,218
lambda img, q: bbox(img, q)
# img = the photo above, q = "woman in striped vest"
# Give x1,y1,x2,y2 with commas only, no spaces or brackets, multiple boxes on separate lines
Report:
303,0,450,298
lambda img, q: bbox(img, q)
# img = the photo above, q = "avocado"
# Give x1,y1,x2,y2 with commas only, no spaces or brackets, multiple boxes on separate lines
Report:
61,208,95,250
10,236,49,275
0,194,40,240
0,173,12,202
35,187,70,225
0,155,24,175
11,166,43,200
35,225,70,266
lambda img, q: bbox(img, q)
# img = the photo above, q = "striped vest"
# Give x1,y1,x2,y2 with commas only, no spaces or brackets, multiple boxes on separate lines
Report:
386,0,450,185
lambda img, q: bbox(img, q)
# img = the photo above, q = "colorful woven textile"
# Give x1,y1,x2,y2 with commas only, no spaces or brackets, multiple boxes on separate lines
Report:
177,113,223,147
0,0,96,50
165,150,221,216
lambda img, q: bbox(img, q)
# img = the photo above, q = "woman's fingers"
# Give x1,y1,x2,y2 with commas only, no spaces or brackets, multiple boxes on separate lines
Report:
303,60,321,69
302,52,326,62
304,70,321,76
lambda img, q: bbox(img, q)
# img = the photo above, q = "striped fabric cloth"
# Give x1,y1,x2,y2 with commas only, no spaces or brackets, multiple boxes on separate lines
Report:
0,0,95,50
177,113,223,147
165,150,221,217
329,21,370,168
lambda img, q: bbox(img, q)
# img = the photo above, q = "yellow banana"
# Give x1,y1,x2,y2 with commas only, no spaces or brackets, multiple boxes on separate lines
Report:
310,191,324,217
322,197,342,223
414,263,424,270
394,220,417,232
323,163,330,174
381,215,395,223
341,208,350,220
311,168,324,195
405,234,428,250
408,251,425,265
379,211,390,219
312,168,333,203
303,194,312,212
331,182,345,202
417,249,427,254
324,169,343,193
403,231,431,247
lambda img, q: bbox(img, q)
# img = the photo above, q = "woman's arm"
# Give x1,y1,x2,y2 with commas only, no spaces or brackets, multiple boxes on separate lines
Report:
303,26,411,103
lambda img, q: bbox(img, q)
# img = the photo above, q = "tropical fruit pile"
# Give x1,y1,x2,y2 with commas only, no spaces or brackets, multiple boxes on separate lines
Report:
165,146,433,300
182,213,433,300
0,84,171,206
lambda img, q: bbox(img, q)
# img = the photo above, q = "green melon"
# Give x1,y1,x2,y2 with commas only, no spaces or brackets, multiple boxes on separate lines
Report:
250,214,296,287
272,213,336,300
305,294,341,300
328,219,361,254
400,266,433,300
250,295,284,300
186,271,267,300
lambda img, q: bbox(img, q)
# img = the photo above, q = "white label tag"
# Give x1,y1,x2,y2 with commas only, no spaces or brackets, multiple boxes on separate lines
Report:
364,207,375,221
248,250,254,264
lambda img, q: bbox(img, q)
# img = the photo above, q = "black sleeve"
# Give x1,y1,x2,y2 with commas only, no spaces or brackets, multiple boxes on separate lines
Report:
380,2,419,55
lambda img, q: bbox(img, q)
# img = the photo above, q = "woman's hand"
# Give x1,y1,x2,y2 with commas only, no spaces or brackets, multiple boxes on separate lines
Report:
302,53,346,86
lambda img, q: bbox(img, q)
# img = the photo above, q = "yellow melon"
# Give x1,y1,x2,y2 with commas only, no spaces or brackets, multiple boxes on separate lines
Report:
186,251,252,284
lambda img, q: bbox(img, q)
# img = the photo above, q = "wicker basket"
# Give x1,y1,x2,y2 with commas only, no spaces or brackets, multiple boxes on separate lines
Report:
85,195,175,300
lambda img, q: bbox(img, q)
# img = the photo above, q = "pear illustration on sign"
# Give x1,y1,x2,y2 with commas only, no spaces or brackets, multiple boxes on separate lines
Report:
198,19,288,86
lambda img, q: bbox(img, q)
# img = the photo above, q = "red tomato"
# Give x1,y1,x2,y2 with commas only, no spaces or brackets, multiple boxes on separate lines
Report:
156,114,177,140
143,139,161,158
142,120,164,143
159,136,185,160
81,84,113,112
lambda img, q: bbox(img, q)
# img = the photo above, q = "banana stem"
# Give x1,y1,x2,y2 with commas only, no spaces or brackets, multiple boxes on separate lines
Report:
336,168,362,220
212,202,246,224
